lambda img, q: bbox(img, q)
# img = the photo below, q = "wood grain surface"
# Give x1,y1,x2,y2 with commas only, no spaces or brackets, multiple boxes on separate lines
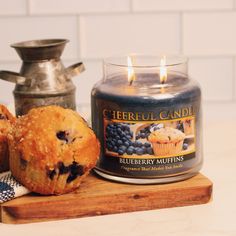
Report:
0,172,213,224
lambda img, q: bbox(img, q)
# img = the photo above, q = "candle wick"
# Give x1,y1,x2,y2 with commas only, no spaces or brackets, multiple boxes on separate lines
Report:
129,74,136,86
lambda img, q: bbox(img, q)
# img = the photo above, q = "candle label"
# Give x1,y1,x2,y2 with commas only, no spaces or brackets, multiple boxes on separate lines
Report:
102,107,197,177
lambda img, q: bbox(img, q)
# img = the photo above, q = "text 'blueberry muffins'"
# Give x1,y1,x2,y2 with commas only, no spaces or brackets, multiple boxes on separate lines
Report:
0,105,15,173
8,106,100,195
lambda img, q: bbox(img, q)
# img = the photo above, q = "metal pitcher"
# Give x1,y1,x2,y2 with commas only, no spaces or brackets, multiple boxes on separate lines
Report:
0,39,85,116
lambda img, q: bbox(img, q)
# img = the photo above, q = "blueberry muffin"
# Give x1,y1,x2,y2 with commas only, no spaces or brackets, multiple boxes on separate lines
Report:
148,127,185,157
0,105,15,173
8,106,100,195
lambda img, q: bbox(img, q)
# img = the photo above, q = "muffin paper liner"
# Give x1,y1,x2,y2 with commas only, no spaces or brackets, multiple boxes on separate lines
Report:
151,141,184,157
0,171,30,203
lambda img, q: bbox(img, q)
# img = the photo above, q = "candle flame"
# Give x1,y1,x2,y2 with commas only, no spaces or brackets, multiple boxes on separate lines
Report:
160,56,167,84
127,56,135,85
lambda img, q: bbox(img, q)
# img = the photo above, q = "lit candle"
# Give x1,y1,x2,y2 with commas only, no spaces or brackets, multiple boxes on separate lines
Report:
160,55,167,84
127,56,135,85
91,55,202,184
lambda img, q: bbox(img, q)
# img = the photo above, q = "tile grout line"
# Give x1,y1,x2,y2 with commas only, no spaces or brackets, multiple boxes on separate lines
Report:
180,55,236,59
203,99,236,103
233,0,236,9
78,55,235,61
115,8,236,15
232,57,236,101
1,8,236,18
0,56,234,64
129,0,133,12
26,0,30,16
179,12,183,54
76,15,81,59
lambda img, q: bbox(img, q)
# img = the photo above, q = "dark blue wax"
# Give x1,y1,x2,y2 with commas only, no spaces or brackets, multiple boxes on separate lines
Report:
92,73,200,106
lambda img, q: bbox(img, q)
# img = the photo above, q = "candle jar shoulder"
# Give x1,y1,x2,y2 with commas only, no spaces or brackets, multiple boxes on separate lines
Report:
91,76,201,106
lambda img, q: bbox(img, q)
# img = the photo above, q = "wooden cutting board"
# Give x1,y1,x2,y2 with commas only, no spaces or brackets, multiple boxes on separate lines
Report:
0,172,212,224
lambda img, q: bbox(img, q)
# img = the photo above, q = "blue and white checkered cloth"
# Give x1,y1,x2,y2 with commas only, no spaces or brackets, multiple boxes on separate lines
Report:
0,171,30,203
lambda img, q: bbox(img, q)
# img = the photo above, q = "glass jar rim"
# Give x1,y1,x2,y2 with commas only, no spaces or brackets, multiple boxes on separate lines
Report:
103,54,188,69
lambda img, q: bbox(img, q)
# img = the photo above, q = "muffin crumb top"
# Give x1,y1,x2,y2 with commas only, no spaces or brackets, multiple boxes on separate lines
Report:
148,127,185,143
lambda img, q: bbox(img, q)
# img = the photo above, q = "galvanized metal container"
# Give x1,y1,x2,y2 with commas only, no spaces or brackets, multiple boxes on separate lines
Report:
0,39,84,116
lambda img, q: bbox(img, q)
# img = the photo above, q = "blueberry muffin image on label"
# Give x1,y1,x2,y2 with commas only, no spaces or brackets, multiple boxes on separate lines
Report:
8,106,100,195
0,105,15,173
148,127,185,157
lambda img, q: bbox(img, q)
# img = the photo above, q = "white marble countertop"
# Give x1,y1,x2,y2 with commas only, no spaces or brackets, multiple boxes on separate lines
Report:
1,103,236,236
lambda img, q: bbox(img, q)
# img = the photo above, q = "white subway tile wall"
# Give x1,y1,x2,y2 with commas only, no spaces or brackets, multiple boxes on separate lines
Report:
29,0,130,15
65,60,103,104
0,0,235,105
0,62,20,105
188,58,233,101
0,16,78,61
0,0,27,16
80,14,180,58
183,12,236,56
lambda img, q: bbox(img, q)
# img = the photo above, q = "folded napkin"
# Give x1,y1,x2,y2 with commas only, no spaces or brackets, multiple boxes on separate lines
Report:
0,171,30,203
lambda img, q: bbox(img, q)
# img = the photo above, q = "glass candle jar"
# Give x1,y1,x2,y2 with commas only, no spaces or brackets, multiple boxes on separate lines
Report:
91,55,203,184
